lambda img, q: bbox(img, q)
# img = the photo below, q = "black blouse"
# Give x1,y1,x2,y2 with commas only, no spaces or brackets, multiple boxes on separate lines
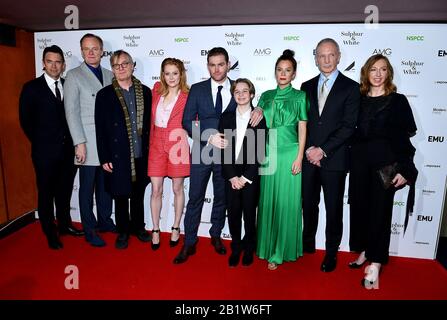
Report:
352,92,417,183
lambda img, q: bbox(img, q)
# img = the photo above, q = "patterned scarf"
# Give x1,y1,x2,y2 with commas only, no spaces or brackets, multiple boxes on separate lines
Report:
112,76,144,182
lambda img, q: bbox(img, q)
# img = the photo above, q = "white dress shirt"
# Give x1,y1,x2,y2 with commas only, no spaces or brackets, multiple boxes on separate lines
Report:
211,78,231,113
44,72,63,100
235,107,252,184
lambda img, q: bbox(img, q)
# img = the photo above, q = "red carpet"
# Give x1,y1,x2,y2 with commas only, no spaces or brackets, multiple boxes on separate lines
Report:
0,221,446,300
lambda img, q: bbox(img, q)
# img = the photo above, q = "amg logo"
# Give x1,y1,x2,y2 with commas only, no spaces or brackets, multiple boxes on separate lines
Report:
148,49,164,56
373,48,392,56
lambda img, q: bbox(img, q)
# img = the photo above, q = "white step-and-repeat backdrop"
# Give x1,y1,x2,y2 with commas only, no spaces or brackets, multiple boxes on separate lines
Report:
34,23,446,259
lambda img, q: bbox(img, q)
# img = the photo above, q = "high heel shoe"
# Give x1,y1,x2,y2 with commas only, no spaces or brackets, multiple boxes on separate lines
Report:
151,229,160,251
361,264,381,289
170,227,180,247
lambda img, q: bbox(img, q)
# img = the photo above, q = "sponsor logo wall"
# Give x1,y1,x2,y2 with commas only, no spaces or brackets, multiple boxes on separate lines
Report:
35,24,447,259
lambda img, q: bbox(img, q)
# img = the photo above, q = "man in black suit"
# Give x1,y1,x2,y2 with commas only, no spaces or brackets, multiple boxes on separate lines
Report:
174,47,237,264
218,78,266,267
300,38,360,272
19,45,84,250
95,50,151,249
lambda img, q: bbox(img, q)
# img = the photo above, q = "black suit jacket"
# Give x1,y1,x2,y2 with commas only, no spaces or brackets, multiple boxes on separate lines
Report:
300,72,360,171
94,84,151,196
19,75,74,161
218,108,267,183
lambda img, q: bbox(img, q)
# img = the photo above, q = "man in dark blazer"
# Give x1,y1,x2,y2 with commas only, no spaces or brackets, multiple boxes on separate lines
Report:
95,50,151,249
19,45,84,250
300,38,360,272
174,47,237,264
218,78,266,267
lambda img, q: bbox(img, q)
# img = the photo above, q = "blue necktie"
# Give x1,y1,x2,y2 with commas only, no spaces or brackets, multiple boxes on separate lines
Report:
215,85,223,115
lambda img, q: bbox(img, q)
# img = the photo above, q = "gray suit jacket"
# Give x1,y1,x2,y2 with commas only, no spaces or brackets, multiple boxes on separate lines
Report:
64,62,113,165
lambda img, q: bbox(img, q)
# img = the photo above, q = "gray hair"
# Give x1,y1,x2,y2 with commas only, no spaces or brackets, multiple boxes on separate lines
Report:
315,38,340,55
110,49,134,67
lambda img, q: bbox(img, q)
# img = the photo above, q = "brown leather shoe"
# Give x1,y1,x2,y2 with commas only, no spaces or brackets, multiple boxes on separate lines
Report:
173,242,197,264
211,237,227,255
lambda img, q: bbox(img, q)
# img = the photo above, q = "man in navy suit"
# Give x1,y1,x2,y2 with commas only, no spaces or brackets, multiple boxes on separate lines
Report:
19,45,84,250
300,38,360,272
174,47,237,264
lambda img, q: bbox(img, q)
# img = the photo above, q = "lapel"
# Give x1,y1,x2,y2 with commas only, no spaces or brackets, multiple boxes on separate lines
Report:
169,90,188,122
204,79,215,112
320,72,343,117
234,107,253,163
309,75,320,115
39,74,62,103
80,62,105,91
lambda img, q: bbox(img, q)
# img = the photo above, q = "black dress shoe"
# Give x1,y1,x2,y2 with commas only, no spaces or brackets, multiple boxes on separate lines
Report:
134,229,151,243
303,246,316,254
173,243,197,264
47,236,63,250
242,251,254,266
321,255,337,272
115,233,129,249
59,225,85,237
228,251,241,267
211,237,227,255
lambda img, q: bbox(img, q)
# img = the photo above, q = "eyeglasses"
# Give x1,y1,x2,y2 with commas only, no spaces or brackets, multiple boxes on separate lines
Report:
112,61,133,70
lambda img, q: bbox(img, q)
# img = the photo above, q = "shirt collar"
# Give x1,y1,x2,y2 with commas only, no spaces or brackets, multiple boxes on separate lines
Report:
43,72,61,86
319,69,339,83
236,107,251,119
211,77,230,91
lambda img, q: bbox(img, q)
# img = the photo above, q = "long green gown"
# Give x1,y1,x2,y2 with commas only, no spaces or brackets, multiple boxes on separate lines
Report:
256,84,308,265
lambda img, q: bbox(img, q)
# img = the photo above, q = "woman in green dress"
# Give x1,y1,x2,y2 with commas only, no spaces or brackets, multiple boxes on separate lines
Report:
256,49,308,270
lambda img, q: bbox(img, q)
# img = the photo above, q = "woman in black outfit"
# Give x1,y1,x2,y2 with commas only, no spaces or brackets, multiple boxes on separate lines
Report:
348,54,418,288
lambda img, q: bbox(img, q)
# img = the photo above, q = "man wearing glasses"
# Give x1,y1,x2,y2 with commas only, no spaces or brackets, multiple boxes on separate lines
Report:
64,33,116,247
95,50,152,249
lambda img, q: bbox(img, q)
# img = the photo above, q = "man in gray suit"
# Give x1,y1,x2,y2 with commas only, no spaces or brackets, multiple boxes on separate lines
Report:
64,33,115,247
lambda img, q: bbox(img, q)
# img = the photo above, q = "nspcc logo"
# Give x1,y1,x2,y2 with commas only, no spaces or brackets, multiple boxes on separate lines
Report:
283,35,300,41
406,35,424,41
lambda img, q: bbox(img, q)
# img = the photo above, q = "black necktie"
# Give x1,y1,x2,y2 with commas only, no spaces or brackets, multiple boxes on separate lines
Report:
54,80,62,101
215,85,223,115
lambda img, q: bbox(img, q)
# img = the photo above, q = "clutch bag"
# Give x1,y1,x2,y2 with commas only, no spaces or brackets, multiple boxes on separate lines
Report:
377,162,398,189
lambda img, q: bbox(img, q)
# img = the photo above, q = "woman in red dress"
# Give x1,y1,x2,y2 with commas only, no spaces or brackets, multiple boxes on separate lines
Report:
148,58,190,250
